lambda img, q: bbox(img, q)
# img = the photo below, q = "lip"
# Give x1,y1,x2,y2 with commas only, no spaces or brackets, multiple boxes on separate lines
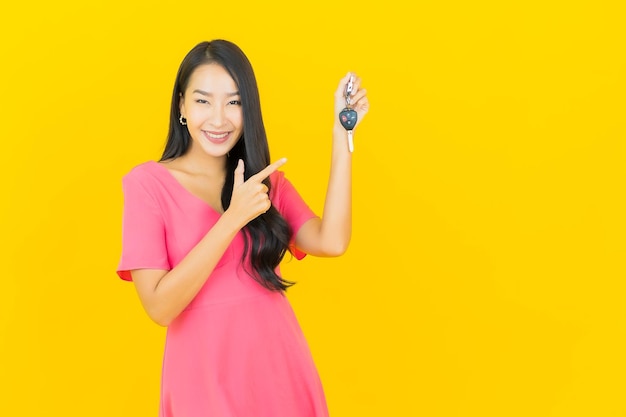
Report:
202,130,231,144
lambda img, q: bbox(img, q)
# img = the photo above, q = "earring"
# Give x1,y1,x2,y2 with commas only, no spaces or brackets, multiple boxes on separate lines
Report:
179,114,187,125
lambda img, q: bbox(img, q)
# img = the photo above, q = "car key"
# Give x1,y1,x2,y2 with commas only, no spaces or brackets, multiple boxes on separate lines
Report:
339,75,358,152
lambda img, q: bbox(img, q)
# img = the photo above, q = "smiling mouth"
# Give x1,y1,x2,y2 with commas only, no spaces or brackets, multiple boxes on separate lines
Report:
205,131,229,139
202,130,232,144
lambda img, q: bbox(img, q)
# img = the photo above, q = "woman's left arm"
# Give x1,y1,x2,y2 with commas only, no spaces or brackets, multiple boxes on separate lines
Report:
295,72,369,257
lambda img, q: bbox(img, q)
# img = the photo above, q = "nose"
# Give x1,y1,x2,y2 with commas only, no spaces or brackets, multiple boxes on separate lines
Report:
208,104,226,127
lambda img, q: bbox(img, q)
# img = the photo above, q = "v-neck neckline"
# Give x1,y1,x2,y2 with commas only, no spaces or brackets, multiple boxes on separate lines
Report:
149,160,225,216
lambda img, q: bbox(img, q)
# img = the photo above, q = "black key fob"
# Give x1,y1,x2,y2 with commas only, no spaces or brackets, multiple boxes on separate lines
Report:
339,108,358,130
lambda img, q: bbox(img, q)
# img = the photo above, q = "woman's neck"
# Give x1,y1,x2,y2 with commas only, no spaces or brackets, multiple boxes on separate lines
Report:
174,146,228,177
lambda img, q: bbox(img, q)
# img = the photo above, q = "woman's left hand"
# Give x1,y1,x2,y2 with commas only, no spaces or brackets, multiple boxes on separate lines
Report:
334,72,369,130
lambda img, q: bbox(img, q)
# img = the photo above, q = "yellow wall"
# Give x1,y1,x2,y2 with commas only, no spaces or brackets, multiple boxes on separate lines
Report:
1,1,625,415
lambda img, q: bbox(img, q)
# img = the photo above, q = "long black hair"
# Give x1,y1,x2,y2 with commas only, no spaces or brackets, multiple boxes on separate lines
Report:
161,40,294,291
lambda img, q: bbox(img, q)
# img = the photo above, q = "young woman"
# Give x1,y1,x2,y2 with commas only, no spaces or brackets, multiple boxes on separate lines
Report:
117,39,369,417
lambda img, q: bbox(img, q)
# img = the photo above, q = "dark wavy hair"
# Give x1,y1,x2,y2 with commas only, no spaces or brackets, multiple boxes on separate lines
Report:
160,40,294,291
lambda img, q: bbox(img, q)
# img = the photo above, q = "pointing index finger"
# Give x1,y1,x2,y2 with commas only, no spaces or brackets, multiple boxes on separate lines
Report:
250,158,288,182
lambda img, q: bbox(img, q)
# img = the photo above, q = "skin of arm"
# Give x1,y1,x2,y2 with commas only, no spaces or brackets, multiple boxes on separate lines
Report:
294,73,369,257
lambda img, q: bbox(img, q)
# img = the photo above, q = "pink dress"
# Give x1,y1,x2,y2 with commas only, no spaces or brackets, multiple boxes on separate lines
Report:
117,161,328,417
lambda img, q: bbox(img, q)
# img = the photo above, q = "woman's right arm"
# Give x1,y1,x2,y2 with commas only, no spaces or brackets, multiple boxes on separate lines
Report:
131,158,286,326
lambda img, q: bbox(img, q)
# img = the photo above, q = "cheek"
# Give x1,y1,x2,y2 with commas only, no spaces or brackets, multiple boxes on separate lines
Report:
187,105,205,121
227,107,243,126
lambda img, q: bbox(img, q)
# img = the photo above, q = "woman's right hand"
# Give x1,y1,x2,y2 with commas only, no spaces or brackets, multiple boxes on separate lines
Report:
226,158,287,227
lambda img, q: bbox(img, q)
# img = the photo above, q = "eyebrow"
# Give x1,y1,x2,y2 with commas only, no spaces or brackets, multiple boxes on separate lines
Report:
192,89,240,97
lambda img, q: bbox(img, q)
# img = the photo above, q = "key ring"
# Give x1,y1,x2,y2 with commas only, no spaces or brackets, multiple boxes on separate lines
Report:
345,76,354,107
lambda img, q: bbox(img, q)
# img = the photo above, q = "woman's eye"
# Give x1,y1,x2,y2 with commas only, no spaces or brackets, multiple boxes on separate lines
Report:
229,100,242,105
196,99,209,104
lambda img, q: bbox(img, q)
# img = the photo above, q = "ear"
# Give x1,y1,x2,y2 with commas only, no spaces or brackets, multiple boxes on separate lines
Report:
179,92,186,117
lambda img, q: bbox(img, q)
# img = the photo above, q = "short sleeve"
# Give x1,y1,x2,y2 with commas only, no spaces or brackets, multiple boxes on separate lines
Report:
116,172,171,281
270,171,318,260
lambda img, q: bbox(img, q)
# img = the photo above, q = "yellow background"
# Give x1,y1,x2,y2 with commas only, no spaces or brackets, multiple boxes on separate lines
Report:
1,0,625,415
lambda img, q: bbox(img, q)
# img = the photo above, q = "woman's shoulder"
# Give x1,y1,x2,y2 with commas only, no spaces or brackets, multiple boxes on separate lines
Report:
122,160,164,182
268,170,289,194
124,160,159,176
121,161,171,195
269,169,286,183
269,170,304,203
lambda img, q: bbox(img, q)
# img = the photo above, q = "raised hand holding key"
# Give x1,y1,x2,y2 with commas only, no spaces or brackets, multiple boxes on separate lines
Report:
339,75,358,152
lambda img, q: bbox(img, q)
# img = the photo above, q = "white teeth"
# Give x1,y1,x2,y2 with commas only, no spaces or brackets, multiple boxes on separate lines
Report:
206,132,228,139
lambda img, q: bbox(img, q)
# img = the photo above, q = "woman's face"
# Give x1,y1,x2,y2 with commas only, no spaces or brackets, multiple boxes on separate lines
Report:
180,63,243,158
